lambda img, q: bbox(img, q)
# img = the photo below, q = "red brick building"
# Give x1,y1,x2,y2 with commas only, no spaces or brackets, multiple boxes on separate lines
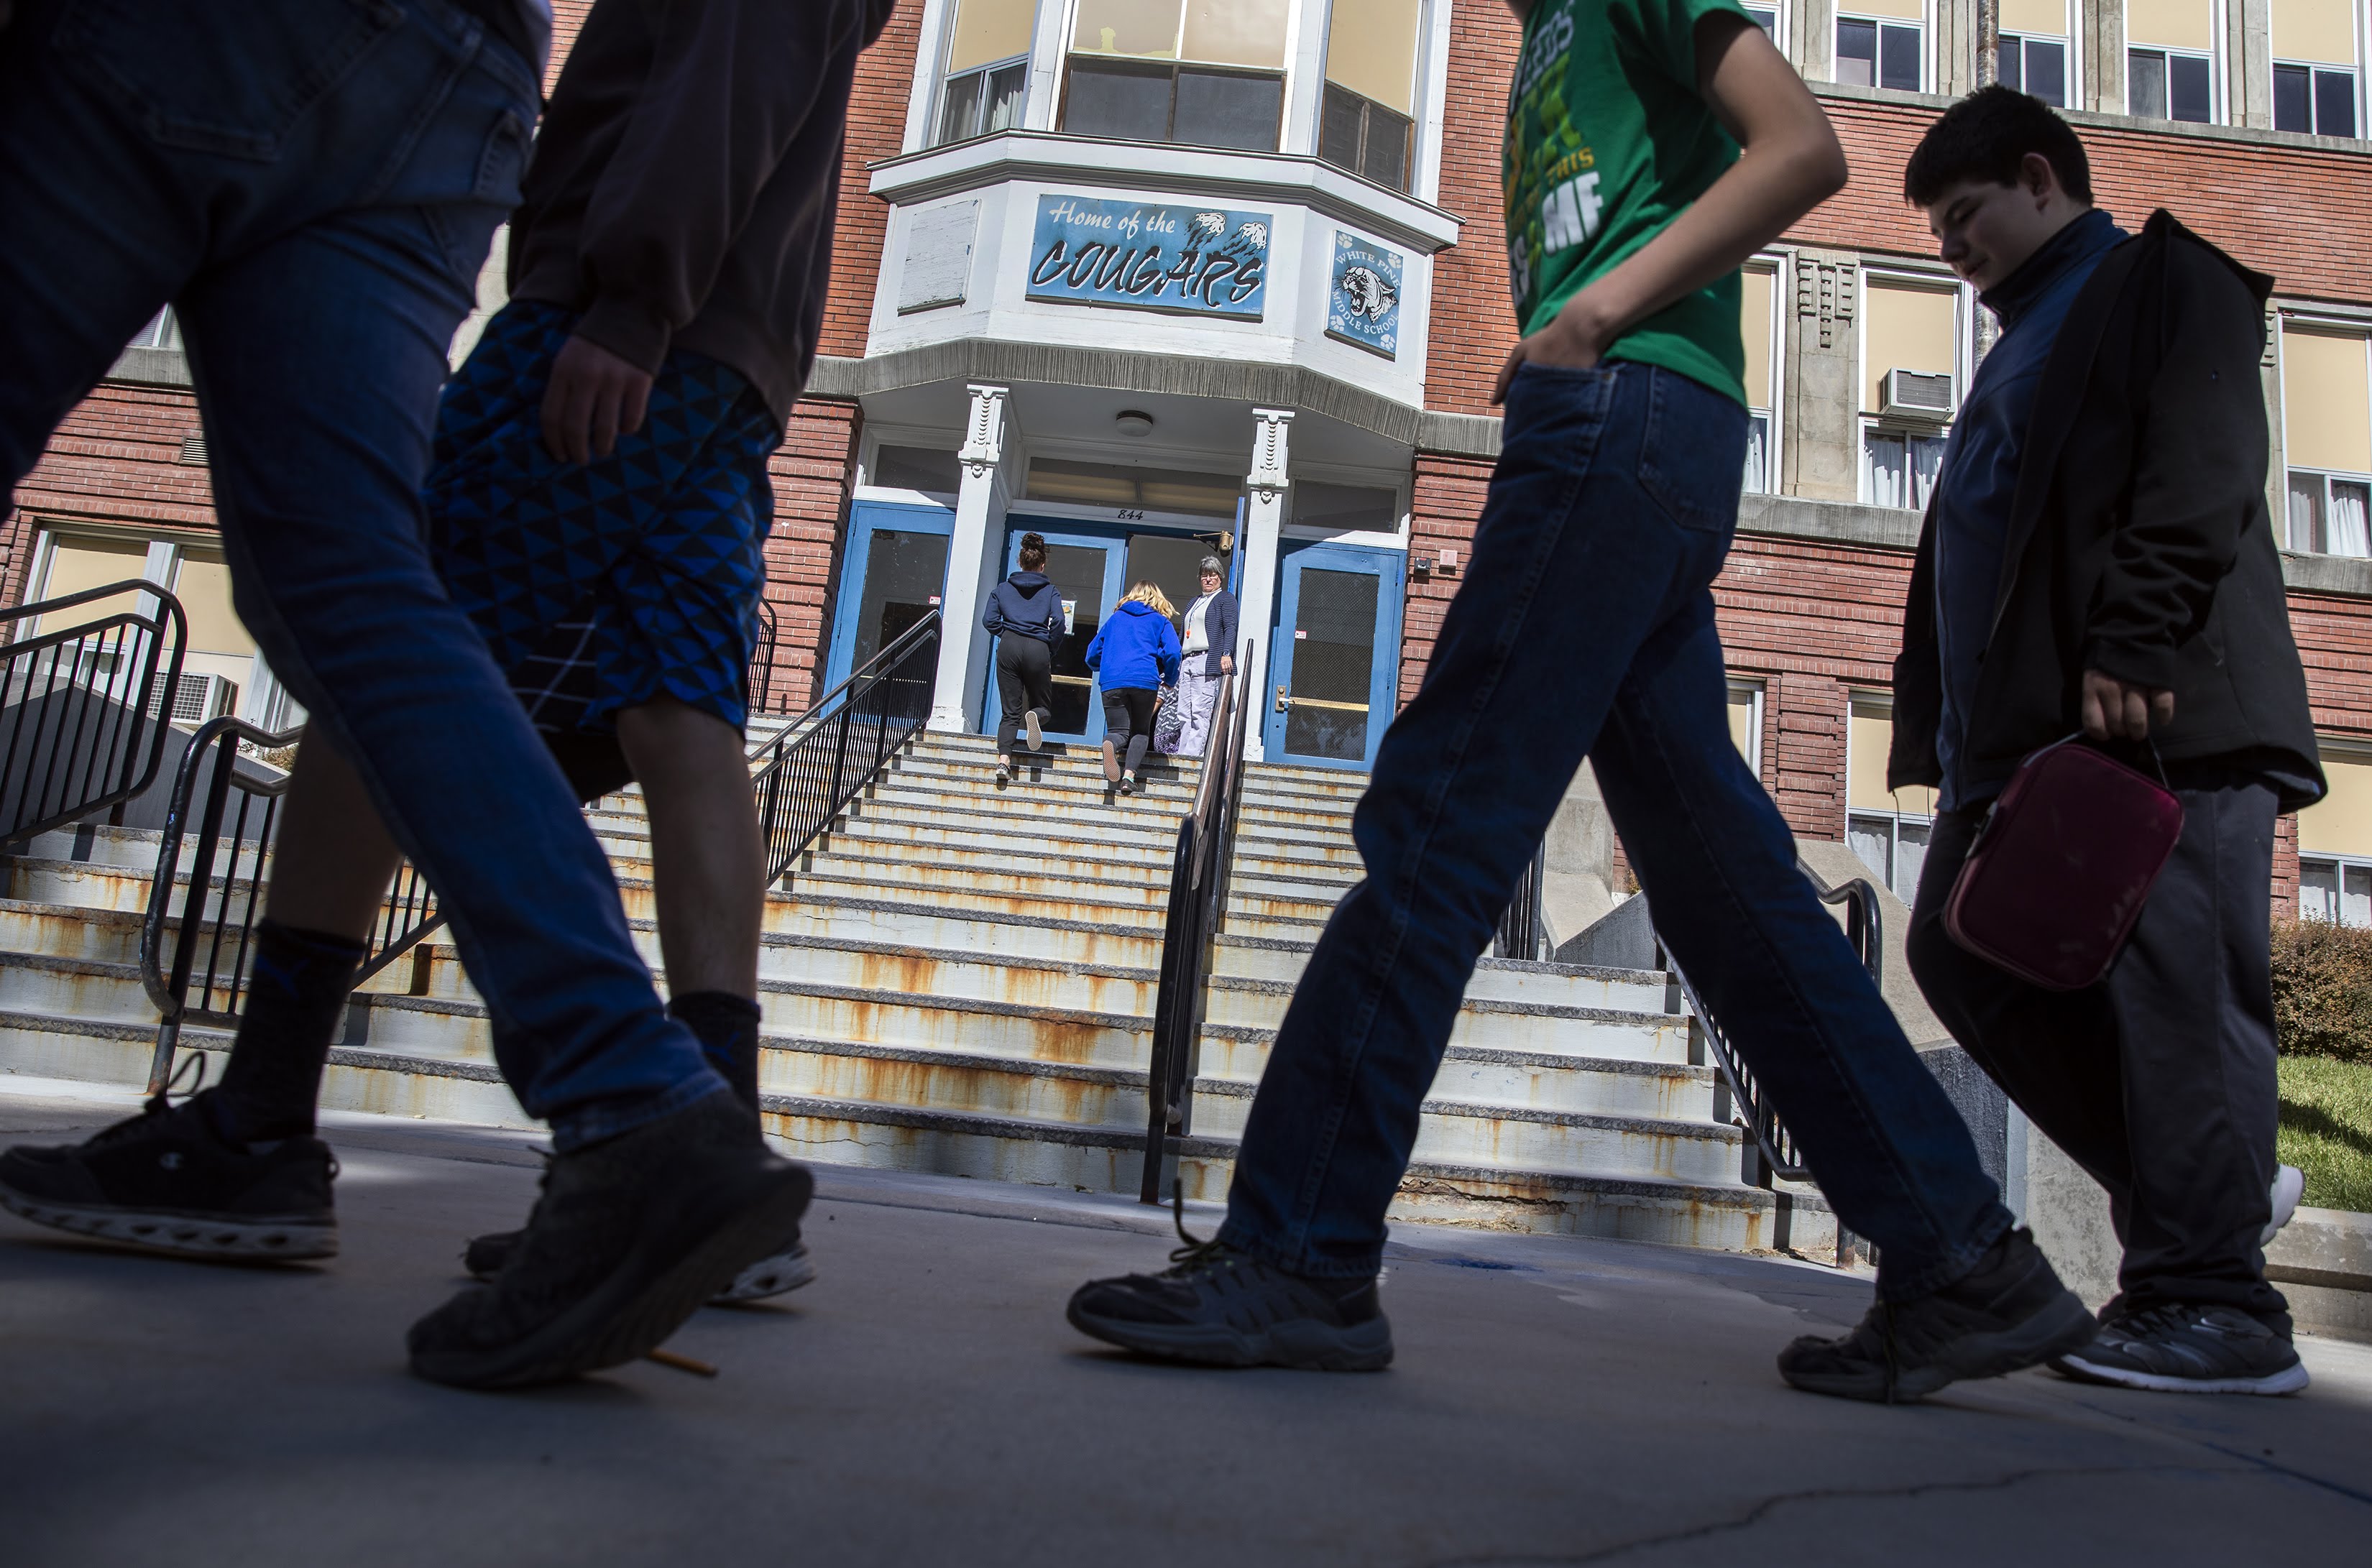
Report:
12,0,2372,920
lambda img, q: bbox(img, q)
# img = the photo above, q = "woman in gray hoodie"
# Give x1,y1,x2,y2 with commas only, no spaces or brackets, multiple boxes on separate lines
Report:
982,532,1066,783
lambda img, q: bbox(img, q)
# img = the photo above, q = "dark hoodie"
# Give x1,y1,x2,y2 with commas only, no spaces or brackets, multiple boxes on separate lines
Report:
507,0,898,423
983,571,1064,647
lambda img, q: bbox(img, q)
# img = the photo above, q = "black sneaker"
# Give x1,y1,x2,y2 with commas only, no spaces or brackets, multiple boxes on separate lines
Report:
0,1087,336,1260
2052,1304,2309,1396
1776,1227,2096,1403
1066,1234,1392,1371
406,1091,811,1389
465,1221,816,1303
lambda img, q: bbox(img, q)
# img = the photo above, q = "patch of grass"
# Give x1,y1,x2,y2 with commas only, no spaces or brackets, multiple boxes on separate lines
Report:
2277,1056,2372,1214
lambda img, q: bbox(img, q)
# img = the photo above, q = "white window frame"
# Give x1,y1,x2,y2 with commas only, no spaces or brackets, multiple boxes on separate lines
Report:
2273,56,2364,137
1311,0,1433,195
1727,675,1767,778
2123,0,2228,128
1997,0,2078,108
1833,4,1930,93
1742,252,1788,498
1844,691,1934,905
1053,0,1307,155
2279,318,2372,553
1741,0,1790,54
2286,467,2372,555
1856,266,1969,512
2298,851,2372,925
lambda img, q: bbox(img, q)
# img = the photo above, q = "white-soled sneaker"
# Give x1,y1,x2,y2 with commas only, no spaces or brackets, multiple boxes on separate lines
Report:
2053,1304,2309,1396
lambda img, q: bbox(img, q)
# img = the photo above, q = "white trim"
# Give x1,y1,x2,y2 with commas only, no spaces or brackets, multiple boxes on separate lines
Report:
1726,675,1766,778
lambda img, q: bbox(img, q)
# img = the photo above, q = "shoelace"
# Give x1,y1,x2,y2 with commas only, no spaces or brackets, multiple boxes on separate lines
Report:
1164,1178,1229,1273
83,1053,209,1147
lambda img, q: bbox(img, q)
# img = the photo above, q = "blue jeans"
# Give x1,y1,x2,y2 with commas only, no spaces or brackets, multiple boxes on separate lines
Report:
0,0,721,1148
1220,363,2013,1301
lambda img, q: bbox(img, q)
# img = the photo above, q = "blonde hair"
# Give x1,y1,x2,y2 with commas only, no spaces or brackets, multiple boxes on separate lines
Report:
1122,581,1177,619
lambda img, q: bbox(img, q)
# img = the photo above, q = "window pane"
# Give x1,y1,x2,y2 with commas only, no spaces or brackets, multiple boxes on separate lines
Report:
1910,434,1946,509
2128,50,2168,117
1172,68,1283,150
2275,63,2314,132
1320,82,1364,169
947,0,1036,72
1848,814,1895,887
2332,481,2372,558
1283,568,1379,760
2024,40,2067,105
1865,432,1908,508
2301,859,2341,921
2169,53,2213,120
1998,34,2025,93
984,61,1029,132
873,445,963,493
1325,0,1423,115
1894,819,1931,905
1073,0,1183,57
2314,67,2358,137
2347,864,2372,926
1182,0,1290,70
1361,102,1412,188
1879,23,1921,90
1063,58,1175,139
850,530,951,673
2289,471,2327,552
1743,412,1770,495
1747,5,1778,34
938,68,987,143
1837,19,1877,86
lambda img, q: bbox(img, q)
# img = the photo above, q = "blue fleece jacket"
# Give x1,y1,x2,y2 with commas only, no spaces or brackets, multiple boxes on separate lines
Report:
1082,599,1180,691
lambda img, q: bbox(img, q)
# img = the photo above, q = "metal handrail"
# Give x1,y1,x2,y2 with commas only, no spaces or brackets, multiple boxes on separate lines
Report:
750,611,940,887
1493,844,1548,961
1661,859,1887,1192
0,578,186,847
1139,644,1254,1205
746,599,782,716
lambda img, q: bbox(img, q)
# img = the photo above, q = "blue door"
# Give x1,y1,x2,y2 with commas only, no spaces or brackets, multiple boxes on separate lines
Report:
1263,541,1402,771
981,525,1125,743
822,500,955,691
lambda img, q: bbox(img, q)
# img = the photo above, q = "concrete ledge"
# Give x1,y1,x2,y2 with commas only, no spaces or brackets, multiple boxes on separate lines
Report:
812,346,1503,458
104,346,192,389
2267,1204,2372,1293
2279,550,2372,598
1737,492,1923,551
1812,80,2372,160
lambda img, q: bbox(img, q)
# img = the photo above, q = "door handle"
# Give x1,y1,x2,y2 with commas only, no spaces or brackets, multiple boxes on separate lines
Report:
1274,683,1291,712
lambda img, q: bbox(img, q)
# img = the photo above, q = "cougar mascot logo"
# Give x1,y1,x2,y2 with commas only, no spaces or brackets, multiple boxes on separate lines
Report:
1338,264,1397,322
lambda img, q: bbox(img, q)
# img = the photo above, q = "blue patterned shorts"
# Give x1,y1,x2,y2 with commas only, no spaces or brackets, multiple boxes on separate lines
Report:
424,300,781,737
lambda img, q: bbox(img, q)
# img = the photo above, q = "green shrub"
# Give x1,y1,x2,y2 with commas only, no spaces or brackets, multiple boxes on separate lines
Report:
2270,918,2372,1063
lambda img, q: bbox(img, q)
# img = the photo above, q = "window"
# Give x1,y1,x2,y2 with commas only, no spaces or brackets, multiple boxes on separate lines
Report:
32,532,272,723
2281,323,2372,554
1861,275,1959,511
1024,456,1244,517
1836,1,1923,91
1727,679,1765,776
869,444,965,495
934,0,1034,146
2300,755,2372,923
1740,261,1780,494
1847,696,1938,905
1744,4,1780,40
2128,0,2218,121
1319,0,1422,193
2272,0,2361,135
1997,0,2072,106
1061,0,1290,153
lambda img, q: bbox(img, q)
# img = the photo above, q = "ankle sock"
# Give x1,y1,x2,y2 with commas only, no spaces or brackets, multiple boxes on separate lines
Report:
668,990,763,1109
211,919,367,1143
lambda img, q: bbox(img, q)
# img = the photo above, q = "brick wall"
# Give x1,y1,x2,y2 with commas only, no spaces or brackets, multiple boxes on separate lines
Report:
819,4,926,360
4,384,216,608
1421,4,1524,419
757,399,863,716
1799,96,2372,298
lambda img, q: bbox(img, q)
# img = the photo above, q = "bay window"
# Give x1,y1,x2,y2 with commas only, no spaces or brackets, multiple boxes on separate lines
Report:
935,0,1033,146
1060,0,1291,152
1318,0,1423,191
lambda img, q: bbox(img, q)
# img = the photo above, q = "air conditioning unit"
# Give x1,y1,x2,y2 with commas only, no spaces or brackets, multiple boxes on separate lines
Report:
169,673,239,726
1880,369,1956,423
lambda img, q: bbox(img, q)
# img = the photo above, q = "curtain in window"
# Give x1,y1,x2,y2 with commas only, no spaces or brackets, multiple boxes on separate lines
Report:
1742,413,1769,495
2288,473,2325,551
2300,860,2340,922
2329,480,2371,558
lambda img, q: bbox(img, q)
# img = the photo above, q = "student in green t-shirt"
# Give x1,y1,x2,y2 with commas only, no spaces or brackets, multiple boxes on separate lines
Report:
1066,7,2097,1406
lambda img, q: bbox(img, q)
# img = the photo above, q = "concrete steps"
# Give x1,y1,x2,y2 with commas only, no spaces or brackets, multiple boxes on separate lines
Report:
0,729,1834,1258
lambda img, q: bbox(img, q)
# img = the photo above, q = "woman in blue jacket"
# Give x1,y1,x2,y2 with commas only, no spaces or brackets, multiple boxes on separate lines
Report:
980,532,1066,784
1083,582,1181,796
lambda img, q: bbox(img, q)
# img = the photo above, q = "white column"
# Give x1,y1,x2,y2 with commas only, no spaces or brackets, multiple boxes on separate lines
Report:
1237,407,1292,762
929,383,1011,734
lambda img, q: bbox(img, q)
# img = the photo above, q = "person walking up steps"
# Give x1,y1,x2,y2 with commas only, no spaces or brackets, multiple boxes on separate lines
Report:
0,0,821,1389
1084,582,1181,798
1168,556,1238,759
1062,0,2096,1404
984,532,1065,784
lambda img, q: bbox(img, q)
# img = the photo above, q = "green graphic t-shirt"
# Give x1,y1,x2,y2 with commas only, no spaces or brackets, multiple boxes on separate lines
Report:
1504,0,1752,406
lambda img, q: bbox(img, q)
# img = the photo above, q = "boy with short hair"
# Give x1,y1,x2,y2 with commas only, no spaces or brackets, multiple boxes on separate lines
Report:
1893,87,2322,1396
1063,4,2096,1403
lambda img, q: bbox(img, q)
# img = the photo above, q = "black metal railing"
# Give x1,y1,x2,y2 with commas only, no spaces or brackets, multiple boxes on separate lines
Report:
746,599,783,716
1491,844,1548,960
1140,646,1254,1206
750,611,939,887
0,578,186,847
1660,859,1885,1260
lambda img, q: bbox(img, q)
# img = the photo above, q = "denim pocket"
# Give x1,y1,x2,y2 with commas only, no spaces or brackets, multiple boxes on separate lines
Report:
1636,367,1750,534
55,0,400,161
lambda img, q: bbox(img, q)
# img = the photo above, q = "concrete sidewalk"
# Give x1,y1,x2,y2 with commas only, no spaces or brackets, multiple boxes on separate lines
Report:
3,1076,2368,1567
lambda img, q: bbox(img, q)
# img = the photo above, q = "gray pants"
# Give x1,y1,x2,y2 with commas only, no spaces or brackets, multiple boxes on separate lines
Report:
1169,668,1225,757
1907,773,2287,1322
